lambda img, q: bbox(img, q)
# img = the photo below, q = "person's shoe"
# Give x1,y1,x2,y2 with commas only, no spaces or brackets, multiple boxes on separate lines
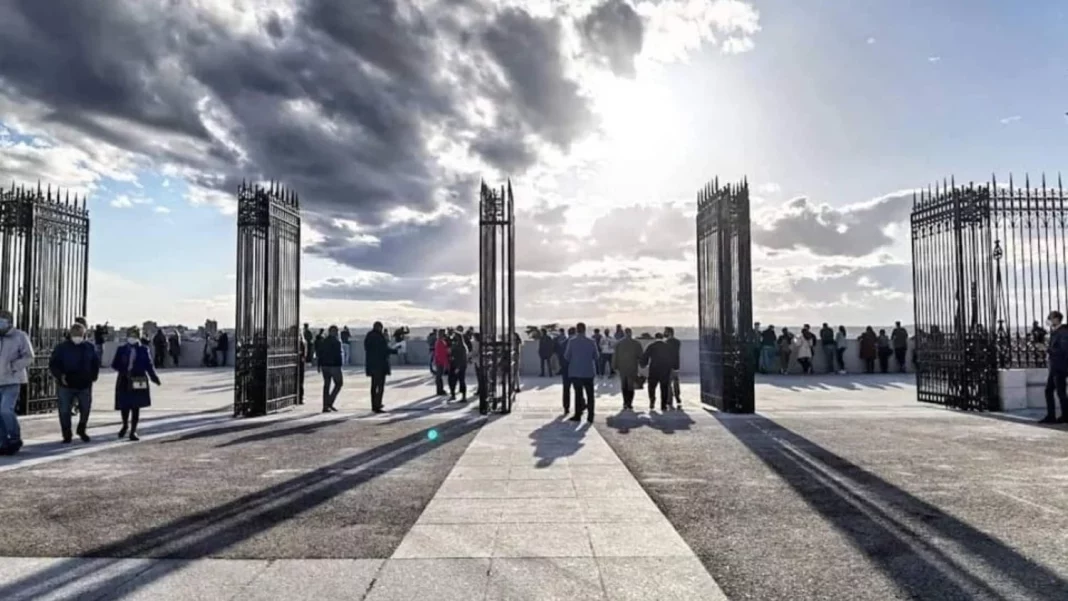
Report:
449,394,456,401
78,432,91,443
587,416,594,423
117,426,128,439
372,408,386,414
329,406,338,412
128,433,139,442
62,437,72,444
568,415,581,422
1038,415,1057,424
1057,416,1068,424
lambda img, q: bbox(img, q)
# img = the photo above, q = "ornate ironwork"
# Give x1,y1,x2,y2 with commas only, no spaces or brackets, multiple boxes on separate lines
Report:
0,182,89,415
910,175,1066,411
478,180,516,415
234,181,301,417
696,177,754,413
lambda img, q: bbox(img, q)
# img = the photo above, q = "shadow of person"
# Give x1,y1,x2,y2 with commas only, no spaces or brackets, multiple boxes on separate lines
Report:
604,408,695,435
529,415,589,468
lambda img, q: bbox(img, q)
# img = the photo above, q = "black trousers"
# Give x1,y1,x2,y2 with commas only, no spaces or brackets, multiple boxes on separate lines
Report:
864,358,875,373
561,370,571,412
571,377,595,420
297,360,305,404
620,377,635,408
894,347,907,371
448,364,467,397
321,366,343,409
153,346,166,368
647,374,672,410
370,373,386,411
539,357,553,376
836,347,846,371
434,365,446,394
601,353,614,376
1044,370,1068,418
878,351,891,373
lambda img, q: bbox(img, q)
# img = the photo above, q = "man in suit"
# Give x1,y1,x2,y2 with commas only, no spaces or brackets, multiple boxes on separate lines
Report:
1042,310,1068,424
318,325,344,412
564,322,599,423
364,321,397,413
642,333,675,411
664,327,682,406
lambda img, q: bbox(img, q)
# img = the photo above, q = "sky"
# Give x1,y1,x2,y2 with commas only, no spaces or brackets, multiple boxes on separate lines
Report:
0,0,1065,330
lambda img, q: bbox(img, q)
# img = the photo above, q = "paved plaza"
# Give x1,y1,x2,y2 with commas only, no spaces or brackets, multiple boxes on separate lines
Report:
0,368,1065,599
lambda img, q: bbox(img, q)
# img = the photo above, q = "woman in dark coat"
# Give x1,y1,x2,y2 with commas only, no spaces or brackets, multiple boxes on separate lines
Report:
112,327,161,441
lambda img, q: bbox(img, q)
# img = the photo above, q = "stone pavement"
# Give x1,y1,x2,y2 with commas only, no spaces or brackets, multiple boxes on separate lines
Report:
0,368,723,600
371,381,727,600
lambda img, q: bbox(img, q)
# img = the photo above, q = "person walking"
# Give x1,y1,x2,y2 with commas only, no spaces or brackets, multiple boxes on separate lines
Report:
891,322,909,373
819,323,836,374
1041,311,1068,424
471,332,484,402
559,327,575,413
600,330,616,379
759,325,777,374
364,322,396,413
642,333,675,411
112,327,161,441
215,331,229,367
49,322,100,443
564,322,599,423
448,330,469,401
296,336,306,405
151,329,167,369
0,309,33,455
167,330,182,368
794,332,814,375
613,328,643,410
318,325,344,412
433,329,449,395
664,327,682,404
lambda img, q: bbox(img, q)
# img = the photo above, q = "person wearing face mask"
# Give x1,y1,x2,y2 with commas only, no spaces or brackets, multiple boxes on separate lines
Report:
1041,311,1068,425
49,322,100,443
112,327,161,441
0,309,34,455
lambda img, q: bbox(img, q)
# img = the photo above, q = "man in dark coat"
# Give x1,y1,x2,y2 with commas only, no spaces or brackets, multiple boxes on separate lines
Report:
152,329,167,369
302,323,315,365
558,327,575,413
1042,311,1068,424
364,321,397,413
49,322,100,443
318,326,344,412
891,321,909,373
664,327,682,405
296,336,306,405
215,331,229,367
537,328,555,376
642,333,676,411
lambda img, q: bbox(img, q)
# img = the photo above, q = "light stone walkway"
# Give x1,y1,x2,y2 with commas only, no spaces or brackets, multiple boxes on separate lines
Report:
368,386,728,601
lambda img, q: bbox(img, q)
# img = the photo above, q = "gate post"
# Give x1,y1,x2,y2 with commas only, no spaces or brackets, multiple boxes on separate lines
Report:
0,183,89,415
478,180,516,415
696,178,754,413
234,181,302,417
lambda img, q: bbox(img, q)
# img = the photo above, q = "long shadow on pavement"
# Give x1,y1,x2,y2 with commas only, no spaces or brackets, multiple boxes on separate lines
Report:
0,413,487,601
529,416,591,467
711,410,1068,600
213,417,351,448
603,409,695,435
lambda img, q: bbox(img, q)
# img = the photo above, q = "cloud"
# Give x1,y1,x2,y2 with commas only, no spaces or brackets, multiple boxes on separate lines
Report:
109,194,152,209
154,205,171,214
579,0,645,77
1000,115,1022,125
867,37,876,44
928,56,941,63
751,190,915,257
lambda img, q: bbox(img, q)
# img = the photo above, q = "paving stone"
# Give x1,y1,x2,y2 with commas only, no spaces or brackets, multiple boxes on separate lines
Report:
391,524,498,559
598,556,728,600
97,559,267,601
234,559,383,601
364,559,490,601
587,522,694,557
505,478,576,499
486,558,606,601
493,523,594,558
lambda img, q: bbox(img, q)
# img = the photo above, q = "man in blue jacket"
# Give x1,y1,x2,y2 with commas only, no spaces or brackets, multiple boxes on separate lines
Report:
564,322,600,423
49,322,101,443
1042,310,1068,424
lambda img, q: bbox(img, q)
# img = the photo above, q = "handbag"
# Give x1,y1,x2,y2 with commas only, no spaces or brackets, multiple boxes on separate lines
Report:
127,346,150,391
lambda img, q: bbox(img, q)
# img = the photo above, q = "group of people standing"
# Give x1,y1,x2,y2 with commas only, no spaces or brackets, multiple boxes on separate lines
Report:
546,324,682,422
755,322,912,375
0,310,162,455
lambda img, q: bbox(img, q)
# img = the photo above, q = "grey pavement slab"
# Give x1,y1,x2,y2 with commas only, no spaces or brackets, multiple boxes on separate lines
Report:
597,373,1068,600
234,559,383,601
364,558,490,601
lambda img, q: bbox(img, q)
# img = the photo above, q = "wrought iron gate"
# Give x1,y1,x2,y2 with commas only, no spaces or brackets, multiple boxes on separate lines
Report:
696,178,754,413
478,180,516,415
0,184,90,415
912,175,1067,411
234,182,302,417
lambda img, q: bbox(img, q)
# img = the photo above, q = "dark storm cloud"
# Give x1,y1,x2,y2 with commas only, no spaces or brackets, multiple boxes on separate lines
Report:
579,0,645,77
0,0,602,232
752,191,914,257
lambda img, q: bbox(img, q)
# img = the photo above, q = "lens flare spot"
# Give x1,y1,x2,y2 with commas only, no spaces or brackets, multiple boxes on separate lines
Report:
428,429,439,441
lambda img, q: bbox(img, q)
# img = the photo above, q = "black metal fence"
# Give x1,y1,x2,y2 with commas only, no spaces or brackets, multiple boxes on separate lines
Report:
910,175,1065,411
696,178,754,413
478,180,516,415
0,183,89,415
234,182,301,417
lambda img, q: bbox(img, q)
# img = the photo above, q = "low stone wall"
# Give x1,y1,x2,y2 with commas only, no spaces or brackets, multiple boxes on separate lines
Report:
998,369,1049,411
100,340,234,367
